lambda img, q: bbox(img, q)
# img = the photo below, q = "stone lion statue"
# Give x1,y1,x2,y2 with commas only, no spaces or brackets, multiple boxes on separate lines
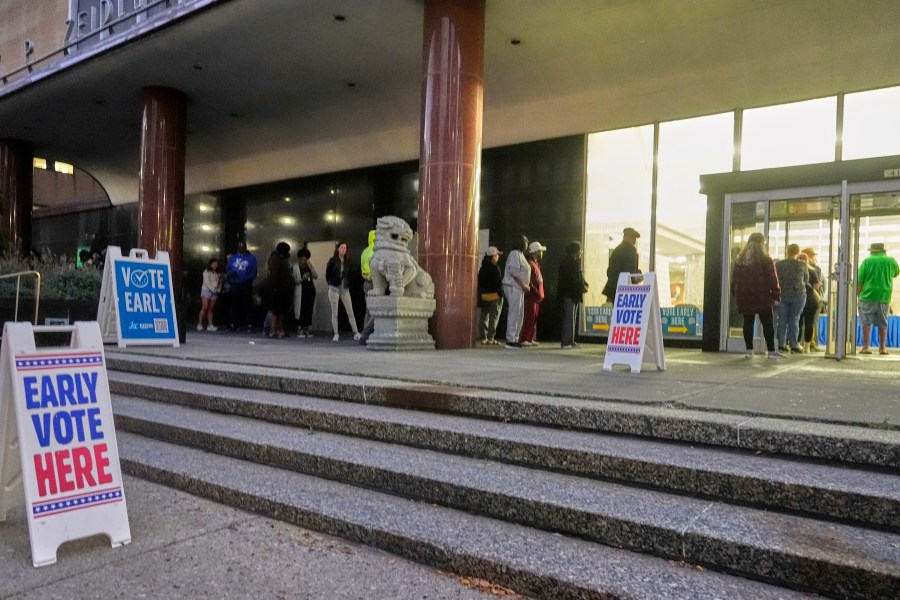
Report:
369,216,435,299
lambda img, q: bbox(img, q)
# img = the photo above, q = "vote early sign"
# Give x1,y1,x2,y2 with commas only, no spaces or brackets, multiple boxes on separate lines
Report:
0,322,130,566
98,246,179,347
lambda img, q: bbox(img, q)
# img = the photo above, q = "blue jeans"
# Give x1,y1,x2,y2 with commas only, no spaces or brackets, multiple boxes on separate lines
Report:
776,298,807,349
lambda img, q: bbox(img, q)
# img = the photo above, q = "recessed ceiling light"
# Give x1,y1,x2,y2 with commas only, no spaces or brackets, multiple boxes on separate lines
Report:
510,39,521,45
333,14,346,21
193,64,202,71
230,112,240,118
346,82,356,88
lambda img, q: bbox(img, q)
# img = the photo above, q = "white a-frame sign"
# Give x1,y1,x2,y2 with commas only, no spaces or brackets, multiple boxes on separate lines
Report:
0,322,131,566
602,272,666,373
98,246,179,347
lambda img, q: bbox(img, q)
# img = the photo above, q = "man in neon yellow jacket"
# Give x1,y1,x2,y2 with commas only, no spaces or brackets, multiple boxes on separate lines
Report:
358,229,376,344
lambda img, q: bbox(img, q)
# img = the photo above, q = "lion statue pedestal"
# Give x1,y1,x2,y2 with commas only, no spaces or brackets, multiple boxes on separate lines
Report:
365,296,436,351
365,215,436,351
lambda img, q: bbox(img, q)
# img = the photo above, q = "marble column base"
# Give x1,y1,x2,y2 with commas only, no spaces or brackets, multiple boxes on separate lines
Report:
366,296,436,351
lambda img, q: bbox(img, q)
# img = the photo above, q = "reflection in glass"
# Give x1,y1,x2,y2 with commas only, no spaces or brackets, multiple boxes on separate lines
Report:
741,97,836,170
657,113,733,310
843,85,900,160
583,126,653,308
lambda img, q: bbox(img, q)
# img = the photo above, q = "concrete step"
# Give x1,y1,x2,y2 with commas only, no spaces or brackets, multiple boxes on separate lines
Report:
106,355,900,469
109,371,900,531
112,395,900,600
117,432,815,600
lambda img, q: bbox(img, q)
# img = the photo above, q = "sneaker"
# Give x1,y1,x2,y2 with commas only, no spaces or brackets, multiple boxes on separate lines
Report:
520,341,534,347
778,345,789,353
504,342,523,349
305,331,313,338
561,344,574,349
790,347,803,354
207,324,218,332
768,351,786,360
332,334,340,342
196,324,204,332
743,351,754,359
480,338,489,345
353,332,362,341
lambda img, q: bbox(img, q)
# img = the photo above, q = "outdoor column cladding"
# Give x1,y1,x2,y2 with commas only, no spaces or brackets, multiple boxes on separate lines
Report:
418,0,485,349
139,87,186,300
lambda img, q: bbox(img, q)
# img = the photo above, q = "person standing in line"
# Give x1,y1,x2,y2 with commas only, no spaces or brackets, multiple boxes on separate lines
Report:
502,235,531,349
292,248,318,338
775,243,809,354
265,242,293,339
731,232,784,359
520,241,547,347
558,241,588,349
226,241,258,332
358,229,376,345
801,247,826,351
197,257,223,332
602,227,641,303
796,252,821,353
477,246,504,345
857,242,899,355
325,241,361,342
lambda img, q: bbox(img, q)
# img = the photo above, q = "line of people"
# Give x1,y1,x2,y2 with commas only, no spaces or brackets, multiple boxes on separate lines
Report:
478,235,588,350
731,233,898,358
196,238,372,342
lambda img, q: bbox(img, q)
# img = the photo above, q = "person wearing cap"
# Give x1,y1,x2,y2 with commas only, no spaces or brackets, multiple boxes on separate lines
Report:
502,235,532,349
602,227,641,302
477,246,504,345
801,247,825,351
520,241,547,347
857,242,899,355
558,241,588,349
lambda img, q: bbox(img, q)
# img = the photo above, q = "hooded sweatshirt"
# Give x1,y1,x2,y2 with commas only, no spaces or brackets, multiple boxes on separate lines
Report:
361,229,376,280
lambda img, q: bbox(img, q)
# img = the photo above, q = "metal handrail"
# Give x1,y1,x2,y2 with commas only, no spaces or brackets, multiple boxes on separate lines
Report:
0,271,42,324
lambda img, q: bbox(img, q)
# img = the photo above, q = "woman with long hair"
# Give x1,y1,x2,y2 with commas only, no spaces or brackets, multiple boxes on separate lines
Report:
198,257,223,331
265,241,293,339
325,241,361,342
292,247,318,338
731,232,784,359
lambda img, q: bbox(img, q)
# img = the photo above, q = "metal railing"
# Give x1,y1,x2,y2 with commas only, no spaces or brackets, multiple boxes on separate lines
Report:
0,271,42,324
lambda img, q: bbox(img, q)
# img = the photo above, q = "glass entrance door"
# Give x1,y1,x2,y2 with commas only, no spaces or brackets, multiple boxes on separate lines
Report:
724,182,900,357
723,186,840,353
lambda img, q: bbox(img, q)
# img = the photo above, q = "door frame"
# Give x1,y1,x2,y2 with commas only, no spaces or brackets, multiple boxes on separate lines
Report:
720,179,900,356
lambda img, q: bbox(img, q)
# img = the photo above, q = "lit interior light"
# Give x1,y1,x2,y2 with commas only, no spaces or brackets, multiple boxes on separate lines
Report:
284,197,291,202
54,161,74,175
245,220,255,230
325,211,335,222
201,224,212,232
33,158,47,170
197,204,211,212
280,216,295,226
201,245,211,252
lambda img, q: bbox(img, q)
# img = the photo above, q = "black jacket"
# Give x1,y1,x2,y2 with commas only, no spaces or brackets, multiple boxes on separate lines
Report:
557,255,587,303
477,256,503,296
602,242,639,298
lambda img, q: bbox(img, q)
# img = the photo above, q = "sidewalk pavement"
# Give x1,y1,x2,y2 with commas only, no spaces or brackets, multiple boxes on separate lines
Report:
0,476,528,600
112,331,900,429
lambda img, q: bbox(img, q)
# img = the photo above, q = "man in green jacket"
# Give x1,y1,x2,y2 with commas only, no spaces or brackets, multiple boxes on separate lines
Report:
857,242,899,355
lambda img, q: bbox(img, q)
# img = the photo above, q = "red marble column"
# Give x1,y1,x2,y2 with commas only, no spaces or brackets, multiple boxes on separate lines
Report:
138,87,186,300
419,0,484,349
0,139,34,256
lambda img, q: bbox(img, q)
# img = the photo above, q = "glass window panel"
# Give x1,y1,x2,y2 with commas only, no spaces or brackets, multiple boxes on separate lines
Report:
843,86,900,160
583,125,653,311
741,97,836,170
657,112,733,313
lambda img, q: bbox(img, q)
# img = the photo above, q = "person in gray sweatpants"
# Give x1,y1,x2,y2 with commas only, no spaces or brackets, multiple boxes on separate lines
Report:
502,235,531,349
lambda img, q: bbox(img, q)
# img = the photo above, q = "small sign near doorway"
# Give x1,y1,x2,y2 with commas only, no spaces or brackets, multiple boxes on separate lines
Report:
884,168,900,178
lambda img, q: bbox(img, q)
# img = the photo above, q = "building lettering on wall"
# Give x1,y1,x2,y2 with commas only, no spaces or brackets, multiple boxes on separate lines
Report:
65,0,188,49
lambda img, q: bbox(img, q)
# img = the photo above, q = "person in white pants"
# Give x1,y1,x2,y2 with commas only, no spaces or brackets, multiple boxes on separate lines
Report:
502,235,531,349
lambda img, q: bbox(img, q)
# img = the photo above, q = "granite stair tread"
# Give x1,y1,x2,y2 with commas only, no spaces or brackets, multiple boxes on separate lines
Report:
108,372,900,530
112,394,900,600
117,432,816,600
106,356,900,469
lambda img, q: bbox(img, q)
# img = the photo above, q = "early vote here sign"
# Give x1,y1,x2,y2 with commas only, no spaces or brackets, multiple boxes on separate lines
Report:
114,259,175,340
607,286,649,353
17,352,122,515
